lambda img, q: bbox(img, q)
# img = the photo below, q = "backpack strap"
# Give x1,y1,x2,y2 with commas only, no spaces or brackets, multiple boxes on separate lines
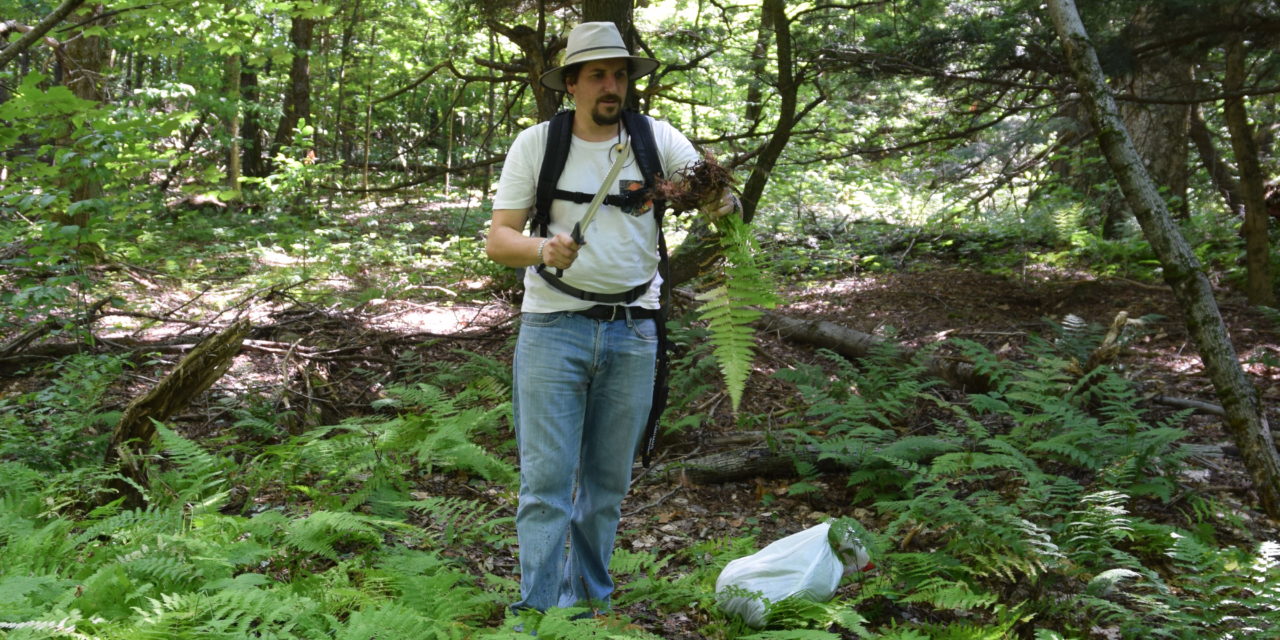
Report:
530,110,575,238
621,110,673,468
533,110,666,304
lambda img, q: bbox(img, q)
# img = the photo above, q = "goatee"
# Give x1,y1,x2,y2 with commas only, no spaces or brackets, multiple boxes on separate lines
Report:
592,97,623,126
592,107,622,126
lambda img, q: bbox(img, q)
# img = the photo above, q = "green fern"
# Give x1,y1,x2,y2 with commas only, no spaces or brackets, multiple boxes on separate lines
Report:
696,215,779,411
151,423,232,507
284,509,400,561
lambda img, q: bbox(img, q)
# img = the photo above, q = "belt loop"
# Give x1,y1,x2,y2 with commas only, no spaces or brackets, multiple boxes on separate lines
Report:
622,305,632,326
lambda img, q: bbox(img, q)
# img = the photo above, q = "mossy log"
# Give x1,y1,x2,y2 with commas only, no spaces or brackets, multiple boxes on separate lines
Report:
104,319,251,507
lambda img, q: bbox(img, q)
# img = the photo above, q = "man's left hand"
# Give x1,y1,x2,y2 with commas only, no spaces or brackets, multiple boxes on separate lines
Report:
701,189,740,220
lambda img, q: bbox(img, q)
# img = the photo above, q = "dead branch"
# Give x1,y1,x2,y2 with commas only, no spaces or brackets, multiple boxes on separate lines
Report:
104,319,251,507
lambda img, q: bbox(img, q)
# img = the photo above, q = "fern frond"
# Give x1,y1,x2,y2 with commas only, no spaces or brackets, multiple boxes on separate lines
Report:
285,510,402,560
389,495,508,547
696,215,779,412
900,577,998,610
152,423,231,507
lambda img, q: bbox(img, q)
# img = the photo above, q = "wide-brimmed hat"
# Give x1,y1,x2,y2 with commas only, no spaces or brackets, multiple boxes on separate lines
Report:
539,22,659,92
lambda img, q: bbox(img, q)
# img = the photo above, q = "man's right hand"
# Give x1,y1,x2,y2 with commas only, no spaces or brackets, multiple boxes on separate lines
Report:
540,233,581,271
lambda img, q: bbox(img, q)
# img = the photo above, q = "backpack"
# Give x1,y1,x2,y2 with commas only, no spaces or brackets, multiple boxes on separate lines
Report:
529,109,671,467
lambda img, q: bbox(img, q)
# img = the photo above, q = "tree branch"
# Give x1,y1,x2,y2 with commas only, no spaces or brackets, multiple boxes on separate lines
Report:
0,0,87,71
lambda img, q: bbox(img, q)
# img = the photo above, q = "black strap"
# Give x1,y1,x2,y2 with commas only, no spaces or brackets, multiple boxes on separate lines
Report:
531,110,575,238
537,270,653,304
641,228,672,468
550,188,651,210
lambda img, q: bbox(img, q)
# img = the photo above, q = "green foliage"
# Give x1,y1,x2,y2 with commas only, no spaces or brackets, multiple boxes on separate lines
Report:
696,215,781,412
0,354,126,471
754,315,1280,638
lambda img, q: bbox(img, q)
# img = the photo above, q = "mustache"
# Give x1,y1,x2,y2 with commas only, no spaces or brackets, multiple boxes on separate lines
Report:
597,94,622,103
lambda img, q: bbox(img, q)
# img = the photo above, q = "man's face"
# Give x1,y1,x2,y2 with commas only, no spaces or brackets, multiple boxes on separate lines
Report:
567,58,629,127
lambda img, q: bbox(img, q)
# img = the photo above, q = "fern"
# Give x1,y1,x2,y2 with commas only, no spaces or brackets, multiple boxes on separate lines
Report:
696,215,779,411
389,495,510,547
151,423,232,507
284,509,399,561
336,602,453,640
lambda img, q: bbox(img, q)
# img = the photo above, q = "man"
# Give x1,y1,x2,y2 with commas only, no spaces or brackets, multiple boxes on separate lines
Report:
485,21,735,616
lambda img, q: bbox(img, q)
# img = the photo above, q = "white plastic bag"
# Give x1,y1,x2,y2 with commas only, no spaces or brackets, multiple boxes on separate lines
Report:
715,520,873,628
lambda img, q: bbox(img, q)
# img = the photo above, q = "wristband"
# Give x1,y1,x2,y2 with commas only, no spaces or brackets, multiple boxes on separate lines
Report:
536,238,549,265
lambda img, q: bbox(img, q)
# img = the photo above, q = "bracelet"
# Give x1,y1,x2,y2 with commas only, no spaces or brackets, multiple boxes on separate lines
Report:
536,238,549,265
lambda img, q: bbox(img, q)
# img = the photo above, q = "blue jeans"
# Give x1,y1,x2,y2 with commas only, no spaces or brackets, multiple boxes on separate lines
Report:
511,310,657,612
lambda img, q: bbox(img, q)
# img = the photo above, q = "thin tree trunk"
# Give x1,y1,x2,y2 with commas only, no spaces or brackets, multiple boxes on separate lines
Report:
224,53,242,199
1223,33,1274,307
55,3,110,248
743,7,774,131
334,0,360,166
1047,0,1280,518
362,26,377,190
1189,103,1245,217
240,63,267,178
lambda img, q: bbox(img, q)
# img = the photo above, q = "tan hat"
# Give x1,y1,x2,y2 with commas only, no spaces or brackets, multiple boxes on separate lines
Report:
539,22,659,92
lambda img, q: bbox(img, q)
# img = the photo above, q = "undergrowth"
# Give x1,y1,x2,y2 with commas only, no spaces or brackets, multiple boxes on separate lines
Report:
1,314,1276,639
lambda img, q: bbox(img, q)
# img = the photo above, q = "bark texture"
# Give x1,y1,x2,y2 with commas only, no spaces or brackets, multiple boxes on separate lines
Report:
1189,104,1245,217
104,320,251,507
1223,34,1275,306
1047,0,1280,517
272,14,315,155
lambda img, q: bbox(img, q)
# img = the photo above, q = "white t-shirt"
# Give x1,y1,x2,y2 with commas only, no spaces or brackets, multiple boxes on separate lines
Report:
492,115,700,313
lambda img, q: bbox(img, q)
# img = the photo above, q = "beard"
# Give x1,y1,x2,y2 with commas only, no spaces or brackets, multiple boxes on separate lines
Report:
591,96,623,126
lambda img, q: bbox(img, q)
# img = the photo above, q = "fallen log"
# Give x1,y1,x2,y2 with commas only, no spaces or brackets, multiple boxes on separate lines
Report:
103,319,251,507
754,309,994,392
649,445,853,485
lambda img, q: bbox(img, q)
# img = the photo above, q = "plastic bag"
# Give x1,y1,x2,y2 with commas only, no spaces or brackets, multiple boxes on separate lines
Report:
715,519,873,628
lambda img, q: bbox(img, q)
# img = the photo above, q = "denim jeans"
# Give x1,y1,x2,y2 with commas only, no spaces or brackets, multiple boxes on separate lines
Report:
511,310,657,612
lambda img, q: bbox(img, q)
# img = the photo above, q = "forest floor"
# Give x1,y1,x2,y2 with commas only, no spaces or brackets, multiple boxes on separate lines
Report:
391,258,1280,636
6,246,1280,637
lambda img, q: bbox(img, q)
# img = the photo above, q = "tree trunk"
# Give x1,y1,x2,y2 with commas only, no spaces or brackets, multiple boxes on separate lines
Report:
670,0,804,287
755,310,993,392
272,13,315,159
649,445,847,485
334,0,361,165
104,320,251,507
490,12,562,122
1223,33,1274,307
1116,8,1193,222
54,3,110,250
743,6,775,131
240,63,267,178
1047,0,1280,518
1189,102,1245,218
224,53,242,199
